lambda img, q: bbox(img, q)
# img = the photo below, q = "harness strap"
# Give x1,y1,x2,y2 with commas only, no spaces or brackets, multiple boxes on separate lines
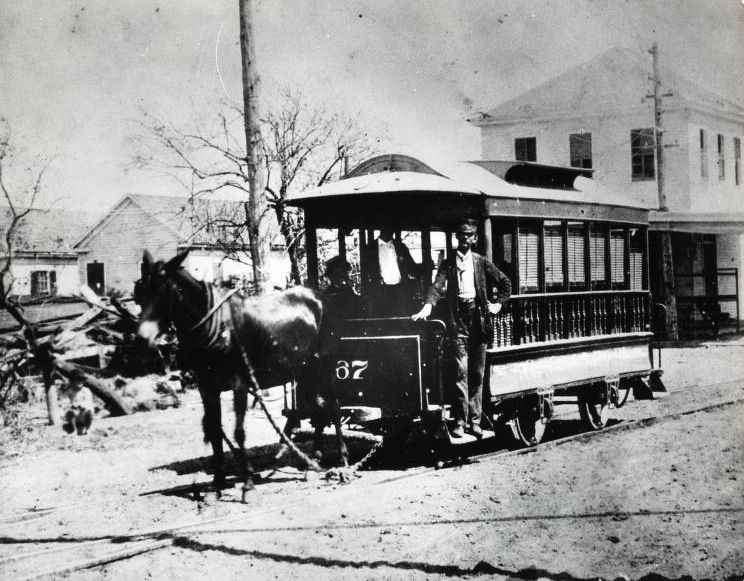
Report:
185,286,240,335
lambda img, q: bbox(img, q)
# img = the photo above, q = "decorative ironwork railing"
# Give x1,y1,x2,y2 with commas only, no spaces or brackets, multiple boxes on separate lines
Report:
491,290,651,348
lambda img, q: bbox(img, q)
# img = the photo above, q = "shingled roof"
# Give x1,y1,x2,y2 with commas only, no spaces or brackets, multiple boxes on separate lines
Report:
73,193,249,250
0,206,101,255
470,47,744,124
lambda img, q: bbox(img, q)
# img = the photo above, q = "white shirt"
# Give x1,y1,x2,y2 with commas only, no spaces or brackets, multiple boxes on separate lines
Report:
378,238,402,285
456,250,476,300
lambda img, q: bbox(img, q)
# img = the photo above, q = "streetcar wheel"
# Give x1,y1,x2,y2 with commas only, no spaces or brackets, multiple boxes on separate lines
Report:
577,391,609,430
512,406,547,447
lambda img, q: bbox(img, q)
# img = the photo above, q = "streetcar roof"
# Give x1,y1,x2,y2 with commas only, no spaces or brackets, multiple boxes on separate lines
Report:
289,154,651,211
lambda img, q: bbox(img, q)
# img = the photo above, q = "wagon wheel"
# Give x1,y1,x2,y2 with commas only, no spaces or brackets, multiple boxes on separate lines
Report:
577,390,610,430
512,401,548,447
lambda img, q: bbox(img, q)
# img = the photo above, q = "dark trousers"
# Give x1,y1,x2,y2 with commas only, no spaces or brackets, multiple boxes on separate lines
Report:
450,300,487,427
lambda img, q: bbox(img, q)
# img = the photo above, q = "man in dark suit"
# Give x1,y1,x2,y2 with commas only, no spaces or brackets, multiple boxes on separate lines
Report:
364,228,421,316
412,219,511,438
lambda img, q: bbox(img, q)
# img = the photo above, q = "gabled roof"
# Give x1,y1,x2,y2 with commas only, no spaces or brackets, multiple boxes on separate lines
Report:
74,194,248,250
0,206,100,254
469,47,744,124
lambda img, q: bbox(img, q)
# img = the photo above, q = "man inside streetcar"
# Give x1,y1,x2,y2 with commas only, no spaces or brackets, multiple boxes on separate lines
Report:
322,255,365,325
364,228,421,316
412,219,511,439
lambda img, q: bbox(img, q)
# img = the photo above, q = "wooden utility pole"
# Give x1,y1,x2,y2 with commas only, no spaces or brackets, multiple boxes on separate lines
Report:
649,43,679,339
238,0,266,292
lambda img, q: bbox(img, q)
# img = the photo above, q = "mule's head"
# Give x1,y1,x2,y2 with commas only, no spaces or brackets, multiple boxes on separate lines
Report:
134,249,190,345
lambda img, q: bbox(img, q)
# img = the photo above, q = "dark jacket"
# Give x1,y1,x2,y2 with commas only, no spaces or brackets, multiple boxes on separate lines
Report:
425,252,511,337
363,238,421,285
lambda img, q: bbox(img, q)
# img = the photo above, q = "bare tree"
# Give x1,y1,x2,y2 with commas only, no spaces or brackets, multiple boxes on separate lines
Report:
0,120,130,424
133,89,383,287
262,87,381,284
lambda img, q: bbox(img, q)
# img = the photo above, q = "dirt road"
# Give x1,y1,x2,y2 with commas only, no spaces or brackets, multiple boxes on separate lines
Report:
1,342,743,580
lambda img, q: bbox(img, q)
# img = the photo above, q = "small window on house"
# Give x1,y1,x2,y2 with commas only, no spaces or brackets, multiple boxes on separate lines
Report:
567,222,586,290
735,137,741,186
631,128,655,180
518,226,539,293
569,133,592,169
30,270,56,298
515,137,537,162
700,129,708,180
543,221,564,290
717,133,725,181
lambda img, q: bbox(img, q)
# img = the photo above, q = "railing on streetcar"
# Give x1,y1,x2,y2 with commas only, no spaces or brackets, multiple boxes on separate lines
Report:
491,290,651,348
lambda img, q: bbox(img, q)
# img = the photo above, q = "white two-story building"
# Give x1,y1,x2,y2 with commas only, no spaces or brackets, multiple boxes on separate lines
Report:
468,47,744,336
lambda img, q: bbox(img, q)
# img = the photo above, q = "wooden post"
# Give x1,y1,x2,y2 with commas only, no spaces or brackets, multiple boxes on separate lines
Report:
649,43,679,340
239,0,266,293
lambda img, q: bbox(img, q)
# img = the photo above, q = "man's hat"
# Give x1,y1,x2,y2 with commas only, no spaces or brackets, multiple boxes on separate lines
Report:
457,219,479,234
325,255,351,274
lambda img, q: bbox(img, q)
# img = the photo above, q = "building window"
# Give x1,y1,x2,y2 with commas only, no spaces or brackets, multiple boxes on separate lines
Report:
515,137,537,162
631,128,655,180
30,270,56,298
717,133,725,180
735,137,741,186
569,133,592,168
700,129,708,180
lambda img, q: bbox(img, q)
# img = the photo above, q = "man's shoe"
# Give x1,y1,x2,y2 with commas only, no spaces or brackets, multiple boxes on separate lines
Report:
450,424,465,438
468,424,483,439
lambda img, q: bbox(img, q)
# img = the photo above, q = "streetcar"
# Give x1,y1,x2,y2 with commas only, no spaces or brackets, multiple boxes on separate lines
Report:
285,154,665,447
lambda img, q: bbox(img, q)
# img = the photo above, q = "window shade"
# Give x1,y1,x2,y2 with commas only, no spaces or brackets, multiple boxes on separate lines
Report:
518,228,539,292
630,231,644,290
589,230,606,283
544,225,563,287
610,230,625,286
567,225,585,287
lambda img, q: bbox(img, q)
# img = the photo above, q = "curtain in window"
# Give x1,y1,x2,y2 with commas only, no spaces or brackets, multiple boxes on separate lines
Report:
544,225,563,288
518,227,539,293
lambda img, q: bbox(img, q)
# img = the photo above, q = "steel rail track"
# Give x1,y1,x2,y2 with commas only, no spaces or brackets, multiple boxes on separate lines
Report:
4,380,744,580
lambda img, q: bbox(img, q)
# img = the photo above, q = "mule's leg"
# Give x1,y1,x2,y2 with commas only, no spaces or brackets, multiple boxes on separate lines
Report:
232,382,255,502
310,398,325,462
331,397,349,467
200,386,225,495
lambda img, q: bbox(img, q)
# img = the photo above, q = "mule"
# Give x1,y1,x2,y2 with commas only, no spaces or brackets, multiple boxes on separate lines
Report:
135,249,348,498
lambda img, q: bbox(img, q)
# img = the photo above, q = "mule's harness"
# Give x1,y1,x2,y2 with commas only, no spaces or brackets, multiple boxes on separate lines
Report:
184,285,240,336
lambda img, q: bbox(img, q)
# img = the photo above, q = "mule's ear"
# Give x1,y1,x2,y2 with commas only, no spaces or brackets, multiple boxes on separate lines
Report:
165,248,190,274
141,250,153,277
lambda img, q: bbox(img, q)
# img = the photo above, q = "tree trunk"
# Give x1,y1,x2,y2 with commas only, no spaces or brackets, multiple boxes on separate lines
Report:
44,378,59,426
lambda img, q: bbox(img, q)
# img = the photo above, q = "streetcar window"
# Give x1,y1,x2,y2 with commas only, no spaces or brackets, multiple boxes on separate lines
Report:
567,222,586,290
629,229,645,290
544,221,564,290
518,225,540,294
589,226,608,290
610,229,626,289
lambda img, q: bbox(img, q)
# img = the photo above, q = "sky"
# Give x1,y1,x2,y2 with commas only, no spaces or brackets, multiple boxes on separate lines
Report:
1,0,742,213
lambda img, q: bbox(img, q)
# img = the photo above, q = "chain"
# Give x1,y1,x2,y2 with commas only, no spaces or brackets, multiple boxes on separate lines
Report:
228,319,383,482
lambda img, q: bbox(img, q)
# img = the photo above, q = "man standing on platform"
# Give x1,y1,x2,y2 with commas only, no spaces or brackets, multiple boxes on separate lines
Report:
412,219,511,438
365,228,421,316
